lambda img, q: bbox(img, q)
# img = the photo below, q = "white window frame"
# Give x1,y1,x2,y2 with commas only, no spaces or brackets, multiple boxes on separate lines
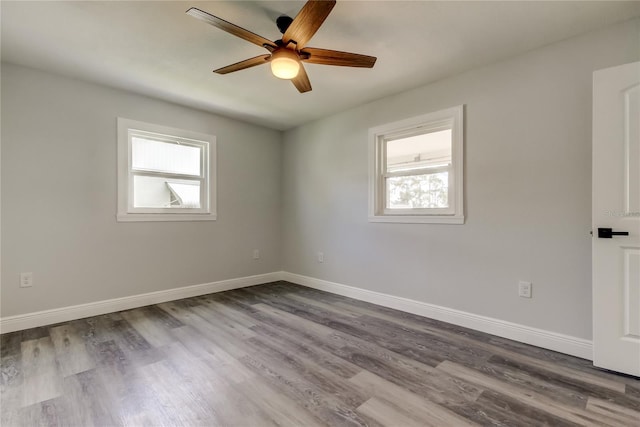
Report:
117,118,217,222
369,105,464,224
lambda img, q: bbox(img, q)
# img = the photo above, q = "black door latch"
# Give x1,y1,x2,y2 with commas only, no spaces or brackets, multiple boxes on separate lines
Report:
597,227,630,238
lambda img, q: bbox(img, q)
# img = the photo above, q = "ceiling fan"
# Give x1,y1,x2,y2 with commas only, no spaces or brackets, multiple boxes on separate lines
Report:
186,0,376,93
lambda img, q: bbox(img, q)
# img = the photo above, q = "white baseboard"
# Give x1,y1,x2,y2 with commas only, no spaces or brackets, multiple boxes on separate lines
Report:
0,270,594,361
281,272,593,360
0,272,281,334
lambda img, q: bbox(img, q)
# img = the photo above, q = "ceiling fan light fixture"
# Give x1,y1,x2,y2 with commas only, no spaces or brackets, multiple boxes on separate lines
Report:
270,49,300,80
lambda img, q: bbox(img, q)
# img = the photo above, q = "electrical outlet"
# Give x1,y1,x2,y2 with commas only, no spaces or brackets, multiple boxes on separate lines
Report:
518,281,532,298
253,249,260,260
20,272,33,288
317,252,324,263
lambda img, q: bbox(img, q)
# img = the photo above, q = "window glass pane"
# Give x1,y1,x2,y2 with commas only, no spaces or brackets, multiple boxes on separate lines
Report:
386,172,449,209
133,175,201,208
386,129,451,173
132,137,201,176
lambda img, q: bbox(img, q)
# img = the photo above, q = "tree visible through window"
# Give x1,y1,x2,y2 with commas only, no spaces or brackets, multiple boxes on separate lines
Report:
387,172,449,209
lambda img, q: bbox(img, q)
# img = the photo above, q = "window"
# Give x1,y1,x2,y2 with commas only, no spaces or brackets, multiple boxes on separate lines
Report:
369,105,464,224
117,118,216,222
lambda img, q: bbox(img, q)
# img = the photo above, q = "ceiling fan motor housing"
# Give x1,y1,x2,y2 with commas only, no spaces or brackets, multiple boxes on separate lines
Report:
276,15,293,34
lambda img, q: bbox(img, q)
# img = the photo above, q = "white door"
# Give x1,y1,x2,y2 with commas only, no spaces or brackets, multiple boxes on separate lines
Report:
592,61,640,376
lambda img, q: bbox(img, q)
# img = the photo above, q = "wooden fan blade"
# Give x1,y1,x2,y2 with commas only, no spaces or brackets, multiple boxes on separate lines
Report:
301,48,376,68
186,7,276,50
214,54,271,74
291,63,312,93
282,0,336,50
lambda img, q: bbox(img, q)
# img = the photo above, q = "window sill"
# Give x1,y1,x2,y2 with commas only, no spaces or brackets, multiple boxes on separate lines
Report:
117,213,217,222
368,214,464,224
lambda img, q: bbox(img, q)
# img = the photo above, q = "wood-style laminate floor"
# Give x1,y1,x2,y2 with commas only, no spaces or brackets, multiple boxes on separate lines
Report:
1,281,639,426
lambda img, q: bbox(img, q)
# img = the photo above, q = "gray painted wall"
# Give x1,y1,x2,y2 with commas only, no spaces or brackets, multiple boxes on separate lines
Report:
1,64,282,317
281,19,640,340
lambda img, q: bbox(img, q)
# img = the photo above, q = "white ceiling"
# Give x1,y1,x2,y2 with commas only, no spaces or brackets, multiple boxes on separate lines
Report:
2,1,639,130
